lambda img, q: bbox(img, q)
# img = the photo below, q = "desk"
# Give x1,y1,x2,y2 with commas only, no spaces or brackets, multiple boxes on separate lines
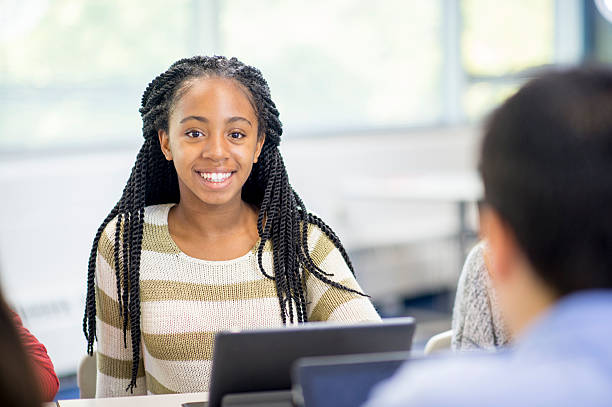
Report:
343,172,483,262
49,392,208,407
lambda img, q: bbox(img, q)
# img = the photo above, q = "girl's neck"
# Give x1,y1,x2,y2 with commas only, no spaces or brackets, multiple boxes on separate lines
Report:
170,196,257,240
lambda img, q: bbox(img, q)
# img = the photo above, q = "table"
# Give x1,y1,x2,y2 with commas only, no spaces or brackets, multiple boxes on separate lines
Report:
48,392,208,407
342,171,483,263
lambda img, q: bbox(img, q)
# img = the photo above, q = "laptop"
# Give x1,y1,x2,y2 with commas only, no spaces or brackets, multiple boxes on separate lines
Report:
194,317,415,407
291,351,412,407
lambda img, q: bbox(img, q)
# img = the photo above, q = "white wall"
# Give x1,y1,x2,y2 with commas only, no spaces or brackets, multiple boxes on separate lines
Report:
0,125,479,375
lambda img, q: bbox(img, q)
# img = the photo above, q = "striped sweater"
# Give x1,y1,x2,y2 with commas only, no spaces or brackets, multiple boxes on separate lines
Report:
94,203,380,397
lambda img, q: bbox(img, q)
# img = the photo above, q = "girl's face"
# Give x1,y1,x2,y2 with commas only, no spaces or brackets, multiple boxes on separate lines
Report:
158,77,265,208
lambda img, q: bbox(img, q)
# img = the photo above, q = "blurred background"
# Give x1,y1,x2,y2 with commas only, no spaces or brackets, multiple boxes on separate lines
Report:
1,0,612,400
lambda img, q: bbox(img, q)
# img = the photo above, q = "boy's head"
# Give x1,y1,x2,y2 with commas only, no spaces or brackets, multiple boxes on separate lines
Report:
479,67,612,334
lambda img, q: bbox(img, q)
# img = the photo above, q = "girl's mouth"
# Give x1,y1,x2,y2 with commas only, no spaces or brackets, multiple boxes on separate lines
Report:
198,171,233,183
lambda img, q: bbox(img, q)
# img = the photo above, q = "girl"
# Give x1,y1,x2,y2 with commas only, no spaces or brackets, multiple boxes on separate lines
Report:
83,56,380,397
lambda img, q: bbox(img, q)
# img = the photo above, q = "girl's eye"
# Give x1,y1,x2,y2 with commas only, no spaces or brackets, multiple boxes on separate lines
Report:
186,130,204,138
229,132,246,140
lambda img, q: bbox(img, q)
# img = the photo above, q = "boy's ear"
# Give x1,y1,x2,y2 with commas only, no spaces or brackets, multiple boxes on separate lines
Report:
158,130,173,161
480,206,518,285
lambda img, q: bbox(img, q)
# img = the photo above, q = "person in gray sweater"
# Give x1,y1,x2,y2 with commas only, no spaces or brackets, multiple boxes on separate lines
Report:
451,241,510,350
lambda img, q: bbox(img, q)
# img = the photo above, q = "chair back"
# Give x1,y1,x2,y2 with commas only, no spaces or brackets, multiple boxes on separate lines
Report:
77,352,97,398
424,329,452,355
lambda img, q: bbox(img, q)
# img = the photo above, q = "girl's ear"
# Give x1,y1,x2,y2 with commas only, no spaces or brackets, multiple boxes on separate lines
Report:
158,130,173,161
253,134,266,163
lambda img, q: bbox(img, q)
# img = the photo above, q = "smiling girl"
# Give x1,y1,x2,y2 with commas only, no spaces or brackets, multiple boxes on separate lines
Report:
83,56,380,397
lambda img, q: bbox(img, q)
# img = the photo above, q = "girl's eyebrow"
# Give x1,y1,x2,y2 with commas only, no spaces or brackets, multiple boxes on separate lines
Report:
226,116,252,127
180,115,208,124
179,115,252,127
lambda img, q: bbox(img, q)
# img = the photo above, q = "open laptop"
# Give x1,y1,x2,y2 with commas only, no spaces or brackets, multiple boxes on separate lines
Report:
184,317,415,407
291,351,412,407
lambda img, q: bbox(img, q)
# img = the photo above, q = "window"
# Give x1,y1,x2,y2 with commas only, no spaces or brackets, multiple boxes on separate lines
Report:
0,0,584,151
462,0,555,118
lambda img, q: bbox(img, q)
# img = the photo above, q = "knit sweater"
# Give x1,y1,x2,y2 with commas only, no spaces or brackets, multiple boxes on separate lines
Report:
451,241,510,350
94,204,380,397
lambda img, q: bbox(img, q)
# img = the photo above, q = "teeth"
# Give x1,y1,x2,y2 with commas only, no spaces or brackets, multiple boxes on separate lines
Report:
199,172,231,182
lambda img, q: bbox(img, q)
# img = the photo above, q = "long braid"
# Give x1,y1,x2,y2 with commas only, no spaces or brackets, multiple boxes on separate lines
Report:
125,146,148,391
83,204,119,354
113,213,127,347
84,56,364,391
118,185,132,347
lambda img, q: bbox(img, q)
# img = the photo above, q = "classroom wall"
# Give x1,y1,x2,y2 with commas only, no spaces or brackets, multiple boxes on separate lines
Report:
0,125,478,375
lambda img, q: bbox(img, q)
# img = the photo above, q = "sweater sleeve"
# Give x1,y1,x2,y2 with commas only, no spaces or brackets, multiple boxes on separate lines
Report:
11,310,59,402
451,241,510,350
94,217,147,397
304,224,381,323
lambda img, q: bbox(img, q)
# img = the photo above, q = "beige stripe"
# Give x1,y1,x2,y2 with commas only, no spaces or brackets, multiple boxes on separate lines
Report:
143,331,215,361
300,224,330,282
98,223,117,271
305,247,358,306
97,352,145,380
140,279,278,302
142,222,273,256
146,372,176,394
102,216,274,268
96,285,125,330
251,238,273,254
327,298,382,323
309,278,361,321
142,345,213,392
98,220,179,267
309,232,336,270
142,223,180,254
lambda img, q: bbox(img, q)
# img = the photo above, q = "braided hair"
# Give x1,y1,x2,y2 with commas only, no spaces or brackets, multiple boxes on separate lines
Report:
83,56,362,392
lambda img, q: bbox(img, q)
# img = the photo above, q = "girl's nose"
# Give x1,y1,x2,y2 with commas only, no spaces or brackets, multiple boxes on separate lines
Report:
203,133,228,161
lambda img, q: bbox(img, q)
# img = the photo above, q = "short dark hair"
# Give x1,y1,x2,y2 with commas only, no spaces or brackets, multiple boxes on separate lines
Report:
479,66,612,296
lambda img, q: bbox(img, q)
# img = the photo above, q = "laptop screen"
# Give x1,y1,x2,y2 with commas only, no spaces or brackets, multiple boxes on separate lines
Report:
292,352,410,407
207,317,415,407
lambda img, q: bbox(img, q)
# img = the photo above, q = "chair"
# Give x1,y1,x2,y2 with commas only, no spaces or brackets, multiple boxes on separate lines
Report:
424,329,452,355
77,352,97,398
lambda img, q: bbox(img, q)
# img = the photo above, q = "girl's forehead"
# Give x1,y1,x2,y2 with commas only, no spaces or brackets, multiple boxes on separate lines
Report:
171,77,257,119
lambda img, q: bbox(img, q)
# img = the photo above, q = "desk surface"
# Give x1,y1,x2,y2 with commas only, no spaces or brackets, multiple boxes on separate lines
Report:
51,392,208,407
343,172,483,202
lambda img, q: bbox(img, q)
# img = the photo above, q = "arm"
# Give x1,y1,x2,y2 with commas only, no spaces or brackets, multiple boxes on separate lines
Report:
451,241,510,350
11,311,59,401
94,217,146,397
304,224,381,323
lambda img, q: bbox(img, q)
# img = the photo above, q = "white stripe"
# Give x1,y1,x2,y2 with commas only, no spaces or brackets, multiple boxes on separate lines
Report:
95,318,134,360
141,298,285,334
144,204,174,226
307,224,322,252
305,247,357,309
96,372,146,398
139,250,274,284
96,252,120,302
102,216,119,242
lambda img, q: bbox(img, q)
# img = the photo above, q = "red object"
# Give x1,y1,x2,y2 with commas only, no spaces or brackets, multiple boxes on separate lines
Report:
11,310,60,401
